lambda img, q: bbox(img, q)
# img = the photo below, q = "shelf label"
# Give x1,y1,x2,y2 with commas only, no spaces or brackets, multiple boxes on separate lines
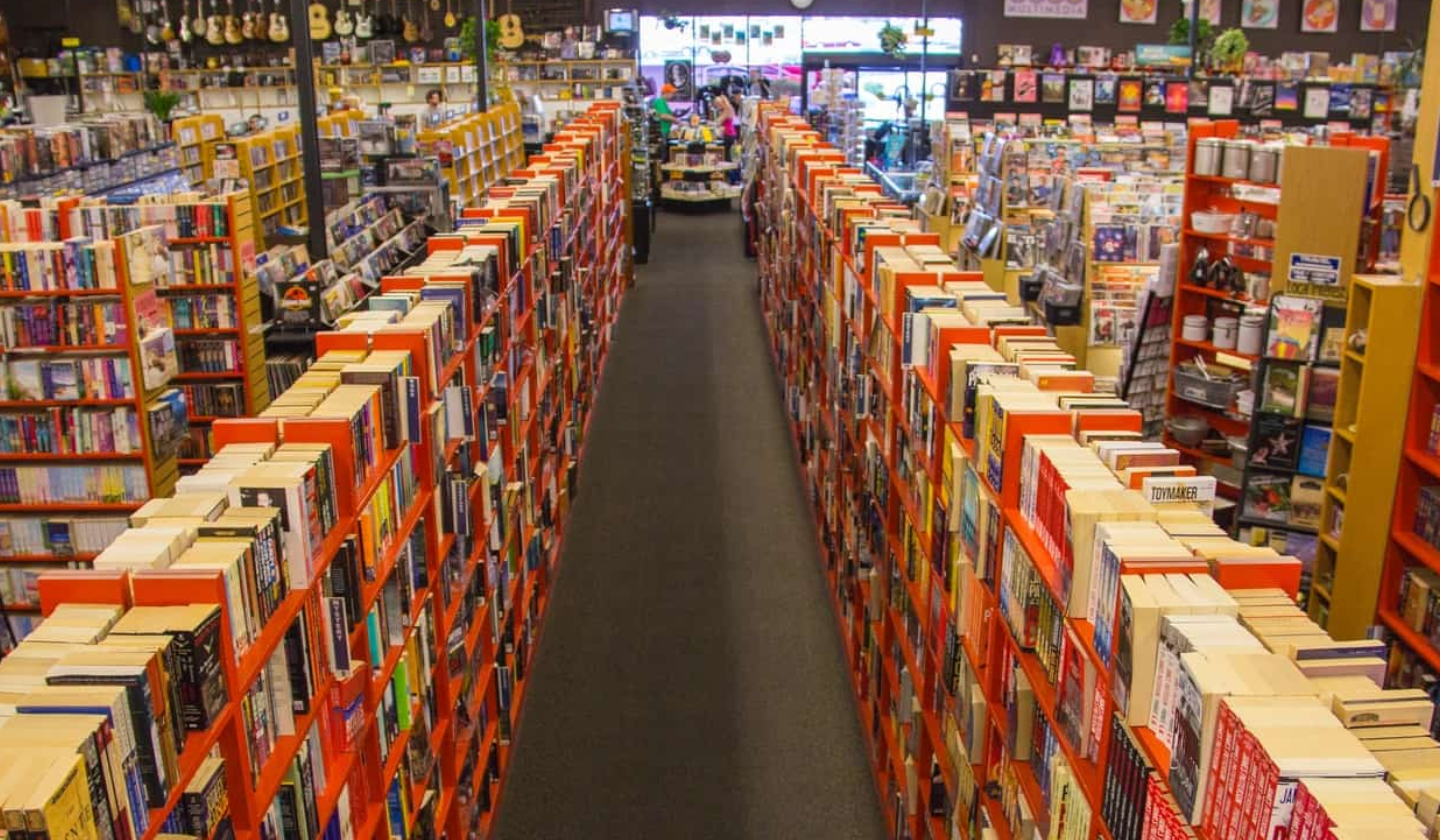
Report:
1286,252,1344,300
61,37,80,47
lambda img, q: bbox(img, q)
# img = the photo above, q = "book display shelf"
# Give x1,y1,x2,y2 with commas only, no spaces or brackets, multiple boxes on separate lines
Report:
1165,121,1387,496
753,99,1440,840
173,115,226,188
0,224,195,618
1377,205,1440,691
0,102,632,840
205,127,304,248
54,192,272,471
658,140,739,205
1308,275,1418,638
416,105,525,212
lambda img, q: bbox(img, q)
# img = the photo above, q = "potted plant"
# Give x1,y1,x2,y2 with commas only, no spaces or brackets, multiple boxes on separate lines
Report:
143,90,182,123
1211,28,1250,73
459,17,503,62
878,21,907,57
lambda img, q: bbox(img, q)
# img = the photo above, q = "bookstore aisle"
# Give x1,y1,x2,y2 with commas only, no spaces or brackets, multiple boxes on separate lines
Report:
489,213,886,840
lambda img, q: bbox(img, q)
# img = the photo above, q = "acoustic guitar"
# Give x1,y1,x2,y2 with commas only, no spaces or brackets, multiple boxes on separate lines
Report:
206,0,226,44
269,0,289,41
495,10,523,49
309,0,332,39
224,0,244,44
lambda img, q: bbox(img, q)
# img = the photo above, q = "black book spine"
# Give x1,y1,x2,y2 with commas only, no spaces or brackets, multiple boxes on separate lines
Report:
275,784,302,840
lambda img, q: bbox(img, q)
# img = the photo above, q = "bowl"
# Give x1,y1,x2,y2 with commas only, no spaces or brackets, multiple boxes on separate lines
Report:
1191,211,1237,234
1169,416,1210,447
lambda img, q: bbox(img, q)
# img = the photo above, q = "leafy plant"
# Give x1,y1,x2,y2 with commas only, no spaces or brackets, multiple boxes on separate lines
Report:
459,17,502,62
878,21,907,57
1169,17,1214,66
143,90,181,122
1211,28,1250,71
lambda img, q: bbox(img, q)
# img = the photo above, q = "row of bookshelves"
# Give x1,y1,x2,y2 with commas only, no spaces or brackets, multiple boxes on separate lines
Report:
0,102,634,840
753,102,1440,840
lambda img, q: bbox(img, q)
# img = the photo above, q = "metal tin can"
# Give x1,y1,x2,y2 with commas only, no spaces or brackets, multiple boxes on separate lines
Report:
1194,138,1223,176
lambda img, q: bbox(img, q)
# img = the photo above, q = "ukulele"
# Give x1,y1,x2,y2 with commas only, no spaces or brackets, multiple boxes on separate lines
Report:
441,0,453,28
224,0,244,43
206,0,226,45
401,0,418,42
308,0,332,39
354,0,373,38
334,0,353,36
269,0,289,41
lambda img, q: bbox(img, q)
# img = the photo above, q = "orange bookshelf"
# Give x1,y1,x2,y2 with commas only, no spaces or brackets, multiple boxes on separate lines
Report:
22,103,633,840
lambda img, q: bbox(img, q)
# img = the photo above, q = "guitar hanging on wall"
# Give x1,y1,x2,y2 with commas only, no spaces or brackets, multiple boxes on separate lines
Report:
269,0,289,42
224,0,244,44
401,0,418,43
206,0,226,45
354,0,373,38
496,1,523,50
309,0,332,39
334,0,354,36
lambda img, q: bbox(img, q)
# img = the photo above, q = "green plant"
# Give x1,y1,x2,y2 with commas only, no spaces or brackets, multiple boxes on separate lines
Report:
459,17,503,62
878,21,907,57
1211,28,1249,70
863,81,887,100
143,90,181,122
1169,16,1214,65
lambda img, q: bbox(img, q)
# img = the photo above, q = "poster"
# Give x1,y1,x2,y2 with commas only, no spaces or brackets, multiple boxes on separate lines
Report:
1069,79,1094,111
1302,0,1338,32
663,60,694,100
1003,0,1087,18
1183,0,1221,24
1360,0,1397,31
1241,0,1280,28
1119,0,1157,24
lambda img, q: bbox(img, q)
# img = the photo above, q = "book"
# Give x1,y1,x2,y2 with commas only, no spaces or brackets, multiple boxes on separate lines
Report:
1297,425,1332,477
1250,414,1302,471
1260,363,1307,418
1266,296,1324,361
1305,367,1340,423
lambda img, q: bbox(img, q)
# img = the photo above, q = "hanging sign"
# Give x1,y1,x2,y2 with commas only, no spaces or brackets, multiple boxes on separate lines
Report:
1004,0,1087,18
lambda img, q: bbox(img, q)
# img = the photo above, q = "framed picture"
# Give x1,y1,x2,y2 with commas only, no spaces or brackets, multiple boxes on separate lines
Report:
1241,0,1280,28
1119,0,1157,23
1302,0,1338,32
1360,0,1397,31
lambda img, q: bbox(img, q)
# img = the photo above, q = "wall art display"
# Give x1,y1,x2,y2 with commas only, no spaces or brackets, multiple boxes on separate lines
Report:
1360,0,1397,31
1241,0,1280,28
1119,0,1157,24
1302,0,1339,32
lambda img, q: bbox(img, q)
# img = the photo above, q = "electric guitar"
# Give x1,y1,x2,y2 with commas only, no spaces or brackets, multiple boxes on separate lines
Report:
334,1,354,36
180,0,193,41
269,0,289,41
354,0,373,38
401,0,418,42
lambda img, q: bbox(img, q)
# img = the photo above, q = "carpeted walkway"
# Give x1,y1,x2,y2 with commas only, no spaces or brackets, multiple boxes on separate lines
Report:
489,209,886,840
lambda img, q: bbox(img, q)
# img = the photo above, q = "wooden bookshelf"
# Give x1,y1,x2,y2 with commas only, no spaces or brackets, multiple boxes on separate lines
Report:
220,126,304,248
16,102,633,840
172,113,226,187
417,104,525,210
1308,274,1419,638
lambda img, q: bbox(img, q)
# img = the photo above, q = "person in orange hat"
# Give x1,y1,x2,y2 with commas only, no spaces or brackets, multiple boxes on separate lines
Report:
652,82,678,138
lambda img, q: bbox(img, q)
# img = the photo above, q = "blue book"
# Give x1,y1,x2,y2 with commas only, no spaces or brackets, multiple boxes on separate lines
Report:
1298,425,1333,477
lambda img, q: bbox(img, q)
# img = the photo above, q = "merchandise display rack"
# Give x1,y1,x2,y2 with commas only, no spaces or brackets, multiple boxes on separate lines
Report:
15,102,633,840
1165,121,1386,494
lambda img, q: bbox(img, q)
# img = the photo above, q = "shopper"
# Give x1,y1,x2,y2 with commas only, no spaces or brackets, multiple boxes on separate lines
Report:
652,83,678,139
714,92,737,141
423,89,446,128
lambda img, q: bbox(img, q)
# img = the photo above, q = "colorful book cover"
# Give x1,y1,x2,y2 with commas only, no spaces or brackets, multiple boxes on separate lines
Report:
1266,295,1324,361
1095,77,1117,105
1188,80,1209,110
1013,70,1038,103
1329,84,1353,113
1069,79,1095,111
1260,363,1306,417
1290,476,1324,528
1042,73,1066,103
1276,83,1299,111
1244,472,1293,523
1143,80,1165,108
1251,414,1302,471
1118,80,1143,112
1305,367,1340,423
1165,81,1189,113
1297,425,1332,477
985,70,1008,102
1250,83,1276,115
1093,225,1127,262
1351,87,1374,119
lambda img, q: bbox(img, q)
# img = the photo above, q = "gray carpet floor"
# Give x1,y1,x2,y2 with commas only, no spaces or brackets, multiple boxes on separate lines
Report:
489,209,886,840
